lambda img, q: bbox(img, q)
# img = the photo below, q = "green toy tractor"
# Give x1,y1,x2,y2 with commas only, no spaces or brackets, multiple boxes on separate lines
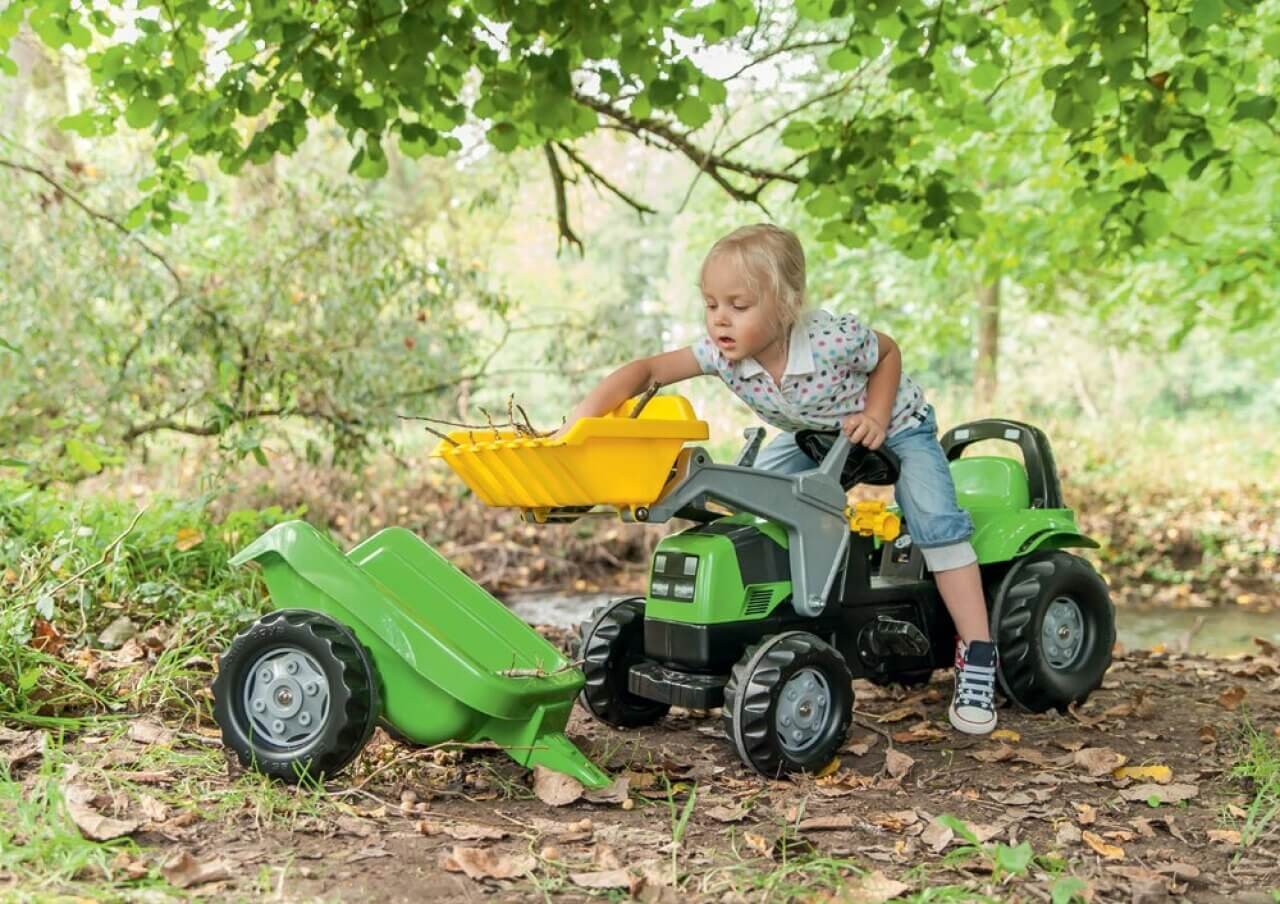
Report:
210,399,1113,785
576,419,1115,776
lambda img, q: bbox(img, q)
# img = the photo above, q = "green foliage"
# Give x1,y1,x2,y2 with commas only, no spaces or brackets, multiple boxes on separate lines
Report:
4,0,1275,252
0,477,288,722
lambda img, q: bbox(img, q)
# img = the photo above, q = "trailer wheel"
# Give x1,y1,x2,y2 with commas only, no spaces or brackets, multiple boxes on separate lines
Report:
724,632,853,777
990,552,1115,713
578,598,670,728
213,609,380,783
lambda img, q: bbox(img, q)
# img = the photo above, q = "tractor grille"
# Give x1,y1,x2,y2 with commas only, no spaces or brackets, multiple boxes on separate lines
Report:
742,587,773,617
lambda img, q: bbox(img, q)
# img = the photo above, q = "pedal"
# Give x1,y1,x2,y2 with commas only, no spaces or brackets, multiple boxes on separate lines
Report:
868,616,930,658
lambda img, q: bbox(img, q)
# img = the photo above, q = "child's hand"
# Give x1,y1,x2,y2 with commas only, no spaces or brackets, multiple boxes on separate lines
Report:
841,412,886,450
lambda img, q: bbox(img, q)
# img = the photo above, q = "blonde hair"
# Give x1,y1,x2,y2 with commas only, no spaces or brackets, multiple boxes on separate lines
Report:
700,223,807,330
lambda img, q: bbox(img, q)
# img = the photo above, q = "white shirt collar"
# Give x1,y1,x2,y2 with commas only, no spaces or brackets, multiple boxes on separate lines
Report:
735,314,816,380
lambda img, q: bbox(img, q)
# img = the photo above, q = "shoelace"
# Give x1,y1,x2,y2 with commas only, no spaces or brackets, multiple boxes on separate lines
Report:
955,663,997,709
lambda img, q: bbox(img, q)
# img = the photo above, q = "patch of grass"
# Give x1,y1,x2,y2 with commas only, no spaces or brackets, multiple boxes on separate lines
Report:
1229,714,1280,846
0,479,299,728
0,741,171,900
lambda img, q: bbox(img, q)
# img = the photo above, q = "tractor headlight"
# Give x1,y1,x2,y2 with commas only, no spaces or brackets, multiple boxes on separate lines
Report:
650,552,699,600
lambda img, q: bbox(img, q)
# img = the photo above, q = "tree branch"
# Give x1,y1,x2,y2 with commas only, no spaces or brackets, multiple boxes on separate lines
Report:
543,143,583,256
553,141,657,217
0,157,182,291
572,91,798,204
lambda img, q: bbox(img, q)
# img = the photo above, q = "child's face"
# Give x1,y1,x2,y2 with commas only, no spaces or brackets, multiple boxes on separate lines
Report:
701,252,783,363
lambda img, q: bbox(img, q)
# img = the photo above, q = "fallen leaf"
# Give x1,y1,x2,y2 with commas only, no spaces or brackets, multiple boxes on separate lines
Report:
872,705,921,724
1074,802,1098,825
991,729,1021,743
161,851,234,888
442,846,536,880
968,743,1017,764
31,618,66,655
1118,783,1199,804
174,527,204,551
3,730,49,769
569,868,631,889
64,784,139,841
1218,686,1247,711
110,851,149,880
921,819,954,852
1113,765,1173,784
871,810,919,833
842,733,880,756
707,804,750,823
583,775,630,805
1199,725,1218,745
743,832,772,859
139,795,169,823
892,723,947,744
1207,828,1242,845
416,819,508,841
883,749,914,780
1073,747,1127,777
797,814,857,832
532,766,583,807
843,870,911,904
815,757,842,778
127,719,175,746
1056,822,1082,846
1082,830,1125,861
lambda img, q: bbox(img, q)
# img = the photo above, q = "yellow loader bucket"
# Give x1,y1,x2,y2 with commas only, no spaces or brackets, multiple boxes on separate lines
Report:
432,396,709,511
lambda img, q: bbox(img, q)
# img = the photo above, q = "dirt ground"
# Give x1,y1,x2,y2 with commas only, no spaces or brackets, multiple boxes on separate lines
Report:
5,638,1279,903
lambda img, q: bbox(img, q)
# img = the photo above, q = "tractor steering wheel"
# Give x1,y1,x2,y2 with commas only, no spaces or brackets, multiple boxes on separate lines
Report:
794,430,901,490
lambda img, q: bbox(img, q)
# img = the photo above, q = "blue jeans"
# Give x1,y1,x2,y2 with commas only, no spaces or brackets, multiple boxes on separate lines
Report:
754,405,977,571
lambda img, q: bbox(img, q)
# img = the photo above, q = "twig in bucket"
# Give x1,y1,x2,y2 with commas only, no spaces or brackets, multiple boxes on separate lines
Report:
397,414,460,446
629,382,663,417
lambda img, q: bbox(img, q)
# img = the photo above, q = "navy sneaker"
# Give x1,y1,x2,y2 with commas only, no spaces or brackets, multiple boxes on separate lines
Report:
949,639,998,735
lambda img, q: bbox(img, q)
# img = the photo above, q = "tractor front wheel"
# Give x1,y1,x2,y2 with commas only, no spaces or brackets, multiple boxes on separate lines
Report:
990,551,1115,713
212,609,381,783
578,598,670,728
724,632,854,777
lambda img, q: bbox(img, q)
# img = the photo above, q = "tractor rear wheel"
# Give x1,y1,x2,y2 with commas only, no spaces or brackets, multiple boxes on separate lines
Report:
212,609,381,783
578,597,670,728
724,632,854,777
990,551,1114,713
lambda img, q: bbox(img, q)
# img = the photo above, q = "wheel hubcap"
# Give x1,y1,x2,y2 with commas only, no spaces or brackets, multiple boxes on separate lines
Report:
1041,596,1086,669
243,647,331,749
775,668,832,754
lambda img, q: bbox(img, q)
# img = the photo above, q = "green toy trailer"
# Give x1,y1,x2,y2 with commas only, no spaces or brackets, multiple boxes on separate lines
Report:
211,522,611,788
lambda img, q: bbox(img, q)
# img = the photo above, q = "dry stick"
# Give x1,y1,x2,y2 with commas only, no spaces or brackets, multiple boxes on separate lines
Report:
851,709,897,749
499,658,585,679
396,415,460,447
341,740,547,793
629,382,663,418
17,506,149,598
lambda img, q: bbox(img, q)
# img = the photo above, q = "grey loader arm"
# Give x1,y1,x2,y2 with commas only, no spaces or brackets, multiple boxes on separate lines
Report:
635,433,855,617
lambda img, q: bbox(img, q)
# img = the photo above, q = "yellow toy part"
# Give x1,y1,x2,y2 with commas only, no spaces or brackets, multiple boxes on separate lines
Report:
432,395,709,511
846,500,901,542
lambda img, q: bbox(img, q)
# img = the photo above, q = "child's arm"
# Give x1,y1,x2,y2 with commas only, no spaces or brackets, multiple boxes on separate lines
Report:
563,347,703,427
843,330,900,450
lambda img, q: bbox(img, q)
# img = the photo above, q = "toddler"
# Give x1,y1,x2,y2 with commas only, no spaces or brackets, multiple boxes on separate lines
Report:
563,224,998,734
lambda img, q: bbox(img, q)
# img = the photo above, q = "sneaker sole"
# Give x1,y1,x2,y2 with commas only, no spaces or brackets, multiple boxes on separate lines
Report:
949,705,997,736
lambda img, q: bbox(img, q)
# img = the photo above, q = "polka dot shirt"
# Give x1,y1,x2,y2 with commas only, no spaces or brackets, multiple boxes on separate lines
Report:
690,309,928,436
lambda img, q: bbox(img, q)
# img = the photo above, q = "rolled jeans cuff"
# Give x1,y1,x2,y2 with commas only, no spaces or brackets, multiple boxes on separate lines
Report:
921,541,978,573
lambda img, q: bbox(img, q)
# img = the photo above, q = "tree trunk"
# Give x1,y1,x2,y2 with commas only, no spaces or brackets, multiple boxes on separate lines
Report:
974,278,1000,405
